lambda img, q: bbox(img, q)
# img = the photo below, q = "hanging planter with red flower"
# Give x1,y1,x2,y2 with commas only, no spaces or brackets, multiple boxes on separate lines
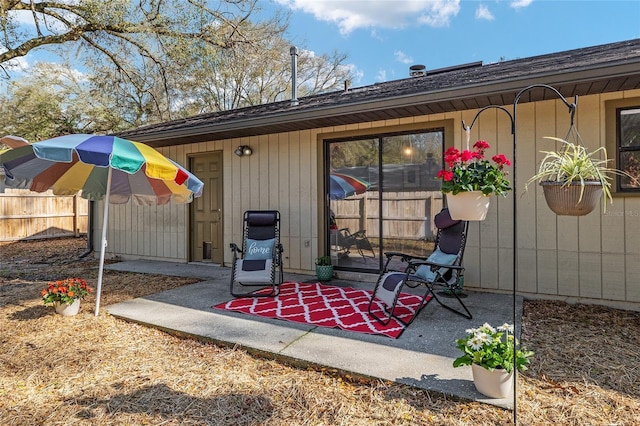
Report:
437,141,512,221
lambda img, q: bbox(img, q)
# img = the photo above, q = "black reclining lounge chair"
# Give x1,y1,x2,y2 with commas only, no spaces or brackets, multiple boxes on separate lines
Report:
230,210,284,297
367,208,471,326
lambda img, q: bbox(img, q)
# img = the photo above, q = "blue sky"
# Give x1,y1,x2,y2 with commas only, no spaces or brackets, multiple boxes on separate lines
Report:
273,0,640,87
4,0,640,91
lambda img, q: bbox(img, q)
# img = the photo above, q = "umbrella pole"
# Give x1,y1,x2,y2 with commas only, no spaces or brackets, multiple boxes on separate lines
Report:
94,167,113,316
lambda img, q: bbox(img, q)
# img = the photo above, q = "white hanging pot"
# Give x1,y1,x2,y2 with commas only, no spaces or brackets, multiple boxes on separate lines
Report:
446,191,491,221
471,364,514,398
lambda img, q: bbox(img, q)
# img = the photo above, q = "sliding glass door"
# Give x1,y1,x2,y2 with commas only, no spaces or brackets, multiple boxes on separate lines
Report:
326,128,444,272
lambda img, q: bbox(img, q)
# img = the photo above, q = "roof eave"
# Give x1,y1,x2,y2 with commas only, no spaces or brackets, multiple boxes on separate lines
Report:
128,60,640,147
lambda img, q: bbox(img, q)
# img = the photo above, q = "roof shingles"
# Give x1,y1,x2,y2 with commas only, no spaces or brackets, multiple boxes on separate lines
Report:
118,39,640,146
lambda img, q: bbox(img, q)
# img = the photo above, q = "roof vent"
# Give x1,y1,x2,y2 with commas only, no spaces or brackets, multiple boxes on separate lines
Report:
409,64,427,77
290,46,299,106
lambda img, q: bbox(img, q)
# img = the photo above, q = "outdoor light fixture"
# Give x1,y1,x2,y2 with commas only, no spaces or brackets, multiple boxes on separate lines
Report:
234,145,253,156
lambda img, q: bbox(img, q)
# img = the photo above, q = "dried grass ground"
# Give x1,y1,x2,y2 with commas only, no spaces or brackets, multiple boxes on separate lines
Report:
1,237,639,425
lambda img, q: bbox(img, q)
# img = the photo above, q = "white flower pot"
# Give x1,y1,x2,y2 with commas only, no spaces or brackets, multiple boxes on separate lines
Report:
471,364,514,398
446,191,491,221
53,299,81,316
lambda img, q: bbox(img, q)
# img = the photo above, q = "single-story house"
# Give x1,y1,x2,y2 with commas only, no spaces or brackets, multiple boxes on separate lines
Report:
109,38,640,310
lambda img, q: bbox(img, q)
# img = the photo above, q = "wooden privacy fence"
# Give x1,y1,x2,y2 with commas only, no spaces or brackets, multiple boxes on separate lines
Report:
332,191,444,241
0,189,89,241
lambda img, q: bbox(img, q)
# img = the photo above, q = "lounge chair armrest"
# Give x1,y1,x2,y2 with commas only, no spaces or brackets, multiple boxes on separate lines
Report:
409,259,464,270
384,251,428,263
230,243,242,255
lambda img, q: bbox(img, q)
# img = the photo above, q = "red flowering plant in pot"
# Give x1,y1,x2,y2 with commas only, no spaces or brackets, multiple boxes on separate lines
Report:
437,141,512,220
438,141,512,196
41,278,91,312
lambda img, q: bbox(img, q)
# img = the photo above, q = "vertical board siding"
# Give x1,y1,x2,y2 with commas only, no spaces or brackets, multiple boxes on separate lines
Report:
532,100,559,252
601,253,626,301
577,96,603,255
557,251,580,297
625,254,640,303
536,249,558,295
579,252,603,299
99,90,640,307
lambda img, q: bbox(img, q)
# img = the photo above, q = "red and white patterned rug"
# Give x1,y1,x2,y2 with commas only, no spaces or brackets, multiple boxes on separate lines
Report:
213,282,427,338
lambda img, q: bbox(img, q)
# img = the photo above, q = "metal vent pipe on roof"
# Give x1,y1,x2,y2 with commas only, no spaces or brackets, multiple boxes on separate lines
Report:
409,64,427,77
290,46,299,106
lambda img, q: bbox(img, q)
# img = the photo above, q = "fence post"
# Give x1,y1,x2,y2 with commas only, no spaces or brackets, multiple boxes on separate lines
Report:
359,195,368,231
73,194,79,237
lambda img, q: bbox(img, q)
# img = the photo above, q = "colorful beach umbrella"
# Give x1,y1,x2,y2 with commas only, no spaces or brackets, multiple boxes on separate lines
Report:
0,134,204,315
329,173,371,200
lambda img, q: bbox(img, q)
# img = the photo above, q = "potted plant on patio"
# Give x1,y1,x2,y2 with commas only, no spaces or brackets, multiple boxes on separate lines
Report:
525,137,636,216
41,277,92,316
437,140,512,221
315,255,334,281
453,322,533,398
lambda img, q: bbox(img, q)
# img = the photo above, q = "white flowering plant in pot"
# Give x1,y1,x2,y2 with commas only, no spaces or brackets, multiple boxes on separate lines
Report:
453,323,533,373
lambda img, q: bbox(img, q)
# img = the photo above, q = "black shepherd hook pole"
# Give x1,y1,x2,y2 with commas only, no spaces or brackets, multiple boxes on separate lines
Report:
510,83,577,424
462,84,577,423
461,104,517,419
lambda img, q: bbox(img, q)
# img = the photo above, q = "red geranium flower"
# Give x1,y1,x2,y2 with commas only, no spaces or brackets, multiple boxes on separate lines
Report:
437,140,512,196
473,140,490,151
437,169,454,181
492,154,511,167
460,150,474,162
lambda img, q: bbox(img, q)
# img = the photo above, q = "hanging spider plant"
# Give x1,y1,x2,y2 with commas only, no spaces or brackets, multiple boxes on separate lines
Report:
525,137,635,214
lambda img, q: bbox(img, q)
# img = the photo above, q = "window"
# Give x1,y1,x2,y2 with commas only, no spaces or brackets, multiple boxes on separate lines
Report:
618,107,640,191
324,127,447,272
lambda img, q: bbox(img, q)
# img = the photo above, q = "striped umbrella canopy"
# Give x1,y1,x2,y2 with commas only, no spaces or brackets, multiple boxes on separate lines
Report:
0,134,204,315
329,173,371,200
0,134,203,204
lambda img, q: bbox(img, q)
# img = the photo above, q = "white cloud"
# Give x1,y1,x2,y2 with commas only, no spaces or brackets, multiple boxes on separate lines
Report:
3,56,29,73
475,4,494,21
8,10,70,33
376,69,387,82
349,65,365,84
510,0,534,9
275,0,461,35
416,0,461,27
394,50,414,64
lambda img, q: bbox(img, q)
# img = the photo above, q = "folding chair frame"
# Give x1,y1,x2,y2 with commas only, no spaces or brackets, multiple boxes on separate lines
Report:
368,214,472,326
230,210,284,298
337,228,376,260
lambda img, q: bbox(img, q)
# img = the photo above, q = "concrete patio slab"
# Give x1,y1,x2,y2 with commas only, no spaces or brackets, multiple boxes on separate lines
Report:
105,260,521,409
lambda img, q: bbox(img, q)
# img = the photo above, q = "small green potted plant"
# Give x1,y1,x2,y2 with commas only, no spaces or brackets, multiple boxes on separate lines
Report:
525,137,635,215
453,322,533,398
315,255,334,281
41,277,92,316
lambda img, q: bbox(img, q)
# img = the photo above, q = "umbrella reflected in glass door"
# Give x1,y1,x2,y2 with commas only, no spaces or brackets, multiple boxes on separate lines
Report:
329,173,370,200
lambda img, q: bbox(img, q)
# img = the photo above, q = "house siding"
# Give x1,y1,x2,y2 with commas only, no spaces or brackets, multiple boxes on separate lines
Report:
97,89,640,308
